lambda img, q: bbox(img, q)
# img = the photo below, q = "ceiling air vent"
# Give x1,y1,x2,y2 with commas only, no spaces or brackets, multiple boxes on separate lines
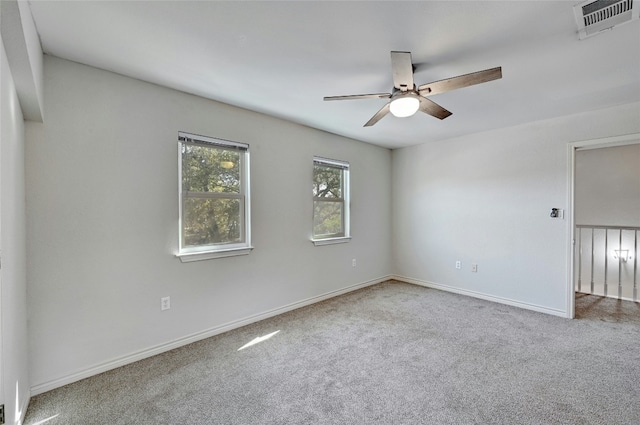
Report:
574,0,639,39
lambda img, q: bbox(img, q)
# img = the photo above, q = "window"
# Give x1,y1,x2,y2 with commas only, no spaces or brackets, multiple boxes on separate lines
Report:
312,157,350,245
177,132,251,261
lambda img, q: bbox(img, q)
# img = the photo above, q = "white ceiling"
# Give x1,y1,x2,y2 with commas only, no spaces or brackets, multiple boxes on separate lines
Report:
26,1,640,149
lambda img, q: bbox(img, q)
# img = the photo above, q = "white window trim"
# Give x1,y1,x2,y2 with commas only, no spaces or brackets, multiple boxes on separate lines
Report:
311,156,350,244
177,246,253,262
176,132,252,262
311,236,352,246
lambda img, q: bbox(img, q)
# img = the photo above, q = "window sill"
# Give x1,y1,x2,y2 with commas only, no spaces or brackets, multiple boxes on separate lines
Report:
176,246,254,262
311,237,351,246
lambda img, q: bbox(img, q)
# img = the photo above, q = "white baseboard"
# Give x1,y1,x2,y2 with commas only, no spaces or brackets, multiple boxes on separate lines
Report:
31,275,393,396
392,275,569,318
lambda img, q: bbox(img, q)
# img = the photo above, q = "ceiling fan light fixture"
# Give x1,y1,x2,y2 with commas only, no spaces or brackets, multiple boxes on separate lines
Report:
389,95,420,118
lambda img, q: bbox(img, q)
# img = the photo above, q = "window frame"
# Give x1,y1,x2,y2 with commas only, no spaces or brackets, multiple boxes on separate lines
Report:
311,156,351,246
176,132,252,262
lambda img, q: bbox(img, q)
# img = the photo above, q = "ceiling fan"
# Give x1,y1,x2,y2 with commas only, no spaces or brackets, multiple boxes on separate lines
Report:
324,51,502,127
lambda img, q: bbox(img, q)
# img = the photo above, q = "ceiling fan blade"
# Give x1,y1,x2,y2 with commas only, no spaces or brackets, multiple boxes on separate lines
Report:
391,51,414,91
418,96,452,120
364,103,391,127
418,66,502,96
324,93,391,101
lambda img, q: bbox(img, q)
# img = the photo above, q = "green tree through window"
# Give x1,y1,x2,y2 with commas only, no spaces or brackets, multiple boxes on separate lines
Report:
178,133,250,257
313,158,349,240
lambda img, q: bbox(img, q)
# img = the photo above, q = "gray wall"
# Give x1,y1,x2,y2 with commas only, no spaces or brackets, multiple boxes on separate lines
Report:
26,56,392,392
392,103,640,315
1,32,30,425
575,143,640,227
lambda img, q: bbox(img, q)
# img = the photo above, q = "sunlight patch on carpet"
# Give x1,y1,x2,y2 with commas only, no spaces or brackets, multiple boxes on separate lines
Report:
30,414,60,425
238,330,280,351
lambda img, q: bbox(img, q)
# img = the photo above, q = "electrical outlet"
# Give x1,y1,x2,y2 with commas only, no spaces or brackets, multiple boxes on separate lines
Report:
471,264,478,273
352,258,357,267
161,296,170,311
455,261,461,269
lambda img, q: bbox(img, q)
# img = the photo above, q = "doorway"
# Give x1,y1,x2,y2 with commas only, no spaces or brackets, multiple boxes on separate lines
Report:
568,133,640,318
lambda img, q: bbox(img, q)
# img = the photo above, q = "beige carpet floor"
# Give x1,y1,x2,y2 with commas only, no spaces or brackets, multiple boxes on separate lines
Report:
24,281,640,424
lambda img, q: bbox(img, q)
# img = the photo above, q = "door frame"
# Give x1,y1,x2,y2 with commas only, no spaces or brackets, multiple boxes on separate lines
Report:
567,132,640,318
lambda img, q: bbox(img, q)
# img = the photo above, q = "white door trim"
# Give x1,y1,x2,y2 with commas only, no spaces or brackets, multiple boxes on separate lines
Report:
567,132,640,318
